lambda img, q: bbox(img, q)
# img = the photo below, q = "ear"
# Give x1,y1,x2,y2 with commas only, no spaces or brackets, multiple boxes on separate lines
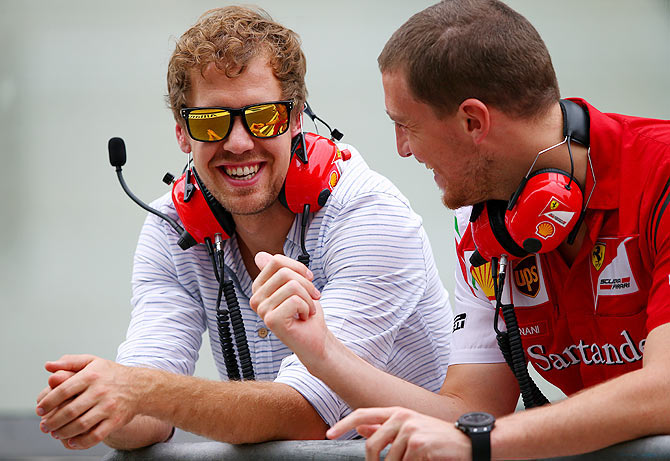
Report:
457,98,490,145
290,110,303,138
175,122,192,154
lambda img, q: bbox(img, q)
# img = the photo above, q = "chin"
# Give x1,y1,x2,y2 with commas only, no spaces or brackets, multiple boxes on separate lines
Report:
218,190,283,216
441,192,464,210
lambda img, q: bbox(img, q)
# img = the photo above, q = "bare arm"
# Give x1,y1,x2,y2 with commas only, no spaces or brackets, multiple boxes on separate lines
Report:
37,355,327,450
313,331,519,419
490,322,670,459
251,253,456,418
251,253,517,421
329,323,670,460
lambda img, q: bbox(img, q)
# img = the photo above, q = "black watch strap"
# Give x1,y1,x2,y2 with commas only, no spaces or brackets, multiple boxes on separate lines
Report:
456,412,494,461
470,429,491,461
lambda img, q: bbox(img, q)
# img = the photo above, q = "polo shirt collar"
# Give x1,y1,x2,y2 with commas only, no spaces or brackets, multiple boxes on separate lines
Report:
567,98,621,211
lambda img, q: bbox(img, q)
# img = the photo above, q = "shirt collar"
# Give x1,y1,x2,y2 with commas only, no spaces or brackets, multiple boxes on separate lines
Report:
567,98,621,211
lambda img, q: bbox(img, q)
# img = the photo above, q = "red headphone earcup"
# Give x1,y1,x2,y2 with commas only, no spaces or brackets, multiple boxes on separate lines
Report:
282,132,348,213
505,169,583,254
470,201,528,263
172,172,233,244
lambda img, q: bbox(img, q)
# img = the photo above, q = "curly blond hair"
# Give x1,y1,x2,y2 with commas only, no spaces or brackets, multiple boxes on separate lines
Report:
167,6,307,122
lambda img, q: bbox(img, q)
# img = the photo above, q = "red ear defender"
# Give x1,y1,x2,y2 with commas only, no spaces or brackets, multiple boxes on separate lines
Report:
280,132,351,213
169,132,350,249
505,168,583,254
171,169,235,245
469,99,589,267
469,171,584,267
469,201,529,266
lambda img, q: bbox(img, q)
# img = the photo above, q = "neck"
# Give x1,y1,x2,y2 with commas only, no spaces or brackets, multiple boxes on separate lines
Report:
233,202,295,279
491,102,589,200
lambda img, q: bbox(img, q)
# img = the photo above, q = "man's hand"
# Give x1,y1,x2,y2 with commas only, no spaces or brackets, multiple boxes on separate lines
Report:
250,252,331,369
37,370,76,449
327,407,471,461
36,355,141,450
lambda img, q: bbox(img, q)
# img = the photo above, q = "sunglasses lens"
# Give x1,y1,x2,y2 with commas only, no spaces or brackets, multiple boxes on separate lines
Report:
245,103,290,138
186,109,231,141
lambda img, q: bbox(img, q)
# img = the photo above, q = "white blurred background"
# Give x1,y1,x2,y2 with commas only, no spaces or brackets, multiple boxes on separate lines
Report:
1,0,668,425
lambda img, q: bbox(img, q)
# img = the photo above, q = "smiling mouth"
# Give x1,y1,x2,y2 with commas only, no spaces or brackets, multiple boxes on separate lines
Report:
222,163,260,181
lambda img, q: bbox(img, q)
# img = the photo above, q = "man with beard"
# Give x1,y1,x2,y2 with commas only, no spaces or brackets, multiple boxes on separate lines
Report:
251,1,670,459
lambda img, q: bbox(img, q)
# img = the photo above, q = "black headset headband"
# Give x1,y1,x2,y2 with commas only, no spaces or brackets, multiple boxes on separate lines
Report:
559,99,590,147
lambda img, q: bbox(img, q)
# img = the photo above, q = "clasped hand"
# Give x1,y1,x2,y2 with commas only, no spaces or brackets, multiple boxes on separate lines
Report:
36,354,139,449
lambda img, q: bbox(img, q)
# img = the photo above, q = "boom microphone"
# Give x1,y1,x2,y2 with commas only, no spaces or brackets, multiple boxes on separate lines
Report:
108,137,127,169
108,137,196,250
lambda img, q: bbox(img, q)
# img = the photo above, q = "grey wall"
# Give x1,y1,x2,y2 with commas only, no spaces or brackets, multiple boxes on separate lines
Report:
1,0,668,418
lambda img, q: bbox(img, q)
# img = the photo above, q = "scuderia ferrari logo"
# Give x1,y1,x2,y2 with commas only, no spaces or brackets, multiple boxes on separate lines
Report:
592,243,605,271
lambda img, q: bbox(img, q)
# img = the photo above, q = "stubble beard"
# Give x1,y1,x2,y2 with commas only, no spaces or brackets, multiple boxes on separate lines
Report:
211,182,283,216
440,147,495,210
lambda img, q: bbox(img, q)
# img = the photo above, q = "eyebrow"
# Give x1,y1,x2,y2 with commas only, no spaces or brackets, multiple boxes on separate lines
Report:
385,109,406,124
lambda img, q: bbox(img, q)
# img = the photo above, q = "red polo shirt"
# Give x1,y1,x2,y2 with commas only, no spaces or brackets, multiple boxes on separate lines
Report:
451,99,670,395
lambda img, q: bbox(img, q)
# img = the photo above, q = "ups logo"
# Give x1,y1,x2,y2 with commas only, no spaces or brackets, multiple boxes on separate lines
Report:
513,255,540,297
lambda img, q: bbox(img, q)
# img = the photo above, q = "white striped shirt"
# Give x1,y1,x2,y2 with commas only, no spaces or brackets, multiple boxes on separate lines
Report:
117,144,452,432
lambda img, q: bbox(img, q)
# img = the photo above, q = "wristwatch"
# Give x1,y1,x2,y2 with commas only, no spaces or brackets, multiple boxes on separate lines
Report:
455,412,495,461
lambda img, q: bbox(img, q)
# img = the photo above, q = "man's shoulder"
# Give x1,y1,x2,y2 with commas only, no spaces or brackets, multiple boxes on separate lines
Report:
149,191,178,216
329,143,411,212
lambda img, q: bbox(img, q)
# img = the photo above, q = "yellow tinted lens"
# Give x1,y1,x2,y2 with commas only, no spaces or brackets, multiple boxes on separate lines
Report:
245,103,289,138
187,109,231,141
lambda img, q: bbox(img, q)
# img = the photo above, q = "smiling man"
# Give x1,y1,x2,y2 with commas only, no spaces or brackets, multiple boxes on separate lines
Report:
252,0,670,459
35,6,452,451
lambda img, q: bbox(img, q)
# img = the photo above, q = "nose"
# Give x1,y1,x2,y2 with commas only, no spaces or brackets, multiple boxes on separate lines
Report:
394,124,412,158
222,116,254,154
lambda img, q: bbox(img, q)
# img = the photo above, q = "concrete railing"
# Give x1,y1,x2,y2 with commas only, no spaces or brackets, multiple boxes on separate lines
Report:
103,435,670,460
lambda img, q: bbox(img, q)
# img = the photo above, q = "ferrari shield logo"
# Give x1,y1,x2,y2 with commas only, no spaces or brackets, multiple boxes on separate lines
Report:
592,243,606,271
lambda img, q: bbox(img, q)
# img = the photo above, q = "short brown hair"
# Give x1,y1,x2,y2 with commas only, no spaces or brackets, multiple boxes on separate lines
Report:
378,0,559,118
167,6,307,122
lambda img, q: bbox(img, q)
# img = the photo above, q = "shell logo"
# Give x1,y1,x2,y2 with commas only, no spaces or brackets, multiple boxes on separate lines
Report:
329,170,339,188
536,221,555,239
470,262,496,300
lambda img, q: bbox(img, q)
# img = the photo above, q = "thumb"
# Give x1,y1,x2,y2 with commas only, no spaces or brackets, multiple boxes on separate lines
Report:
45,354,97,373
254,251,273,270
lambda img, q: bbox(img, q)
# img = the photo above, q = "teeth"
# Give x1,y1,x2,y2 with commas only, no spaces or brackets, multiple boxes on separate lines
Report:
224,164,259,180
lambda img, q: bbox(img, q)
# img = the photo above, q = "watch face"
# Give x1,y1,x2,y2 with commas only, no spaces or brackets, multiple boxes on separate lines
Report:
459,412,495,428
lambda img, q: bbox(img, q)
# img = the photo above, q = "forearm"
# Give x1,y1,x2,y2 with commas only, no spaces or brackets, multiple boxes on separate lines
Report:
133,367,327,444
308,332,463,420
104,415,172,450
491,367,670,459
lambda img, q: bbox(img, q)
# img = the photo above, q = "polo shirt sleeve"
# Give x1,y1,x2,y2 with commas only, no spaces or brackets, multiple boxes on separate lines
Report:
645,189,670,333
449,207,505,365
274,192,433,430
116,211,205,376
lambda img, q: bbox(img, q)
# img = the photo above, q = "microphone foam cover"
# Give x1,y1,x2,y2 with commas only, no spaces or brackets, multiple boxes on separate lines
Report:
108,137,127,167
